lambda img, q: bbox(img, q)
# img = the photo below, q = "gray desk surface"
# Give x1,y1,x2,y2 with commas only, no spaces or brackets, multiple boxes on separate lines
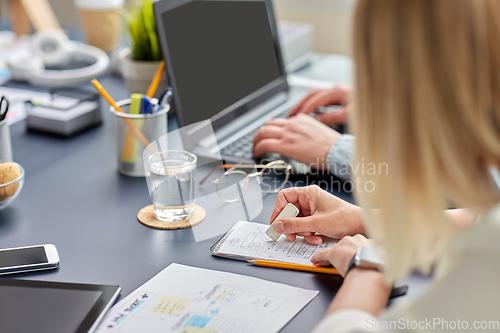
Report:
0,56,427,332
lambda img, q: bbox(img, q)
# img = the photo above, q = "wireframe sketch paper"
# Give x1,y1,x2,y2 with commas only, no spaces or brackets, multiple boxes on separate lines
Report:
96,264,318,333
211,221,337,265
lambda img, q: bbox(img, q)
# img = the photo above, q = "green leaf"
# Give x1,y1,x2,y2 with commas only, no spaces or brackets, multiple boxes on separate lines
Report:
123,0,163,61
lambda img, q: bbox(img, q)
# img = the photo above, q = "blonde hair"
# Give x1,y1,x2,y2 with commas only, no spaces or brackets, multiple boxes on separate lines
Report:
352,0,500,281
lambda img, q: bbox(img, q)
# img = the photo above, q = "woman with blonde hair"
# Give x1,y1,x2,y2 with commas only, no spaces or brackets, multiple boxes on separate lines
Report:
270,0,500,331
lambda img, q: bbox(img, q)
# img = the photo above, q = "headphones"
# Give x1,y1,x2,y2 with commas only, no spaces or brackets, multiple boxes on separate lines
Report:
8,30,110,87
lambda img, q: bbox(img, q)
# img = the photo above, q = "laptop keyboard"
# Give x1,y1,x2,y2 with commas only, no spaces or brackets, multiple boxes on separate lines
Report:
220,109,289,159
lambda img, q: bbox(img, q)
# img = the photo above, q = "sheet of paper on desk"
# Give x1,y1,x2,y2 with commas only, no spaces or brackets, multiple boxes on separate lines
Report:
96,264,318,333
214,221,337,265
0,87,51,124
28,98,98,120
0,86,97,125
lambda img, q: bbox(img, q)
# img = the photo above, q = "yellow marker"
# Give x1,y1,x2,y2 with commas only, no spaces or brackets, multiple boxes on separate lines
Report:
91,79,156,154
146,60,165,98
248,260,340,275
120,94,143,164
214,287,231,301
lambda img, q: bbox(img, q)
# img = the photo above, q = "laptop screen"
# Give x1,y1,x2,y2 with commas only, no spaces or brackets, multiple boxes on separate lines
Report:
160,0,284,127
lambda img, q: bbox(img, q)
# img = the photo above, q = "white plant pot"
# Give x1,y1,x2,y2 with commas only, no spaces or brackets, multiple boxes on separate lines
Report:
119,48,168,100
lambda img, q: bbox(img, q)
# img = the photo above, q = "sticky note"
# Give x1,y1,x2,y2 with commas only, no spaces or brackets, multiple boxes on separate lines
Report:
179,327,215,333
214,287,231,301
149,296,192,316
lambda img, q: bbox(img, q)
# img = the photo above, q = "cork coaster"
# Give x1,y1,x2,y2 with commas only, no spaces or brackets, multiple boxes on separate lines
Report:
137,204,206,230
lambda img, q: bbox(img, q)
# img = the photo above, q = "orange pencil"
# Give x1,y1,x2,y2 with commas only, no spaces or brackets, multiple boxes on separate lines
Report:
91,79,156,154
146,61,165,98
248,260,340,275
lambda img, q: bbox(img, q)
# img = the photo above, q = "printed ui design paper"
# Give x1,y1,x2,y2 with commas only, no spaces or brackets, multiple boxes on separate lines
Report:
96,264,318,333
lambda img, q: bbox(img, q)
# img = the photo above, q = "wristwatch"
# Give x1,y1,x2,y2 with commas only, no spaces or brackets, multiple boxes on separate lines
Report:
346,247,385,274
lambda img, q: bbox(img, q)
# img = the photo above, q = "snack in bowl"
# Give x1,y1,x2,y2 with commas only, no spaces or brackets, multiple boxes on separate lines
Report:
0,162,22,201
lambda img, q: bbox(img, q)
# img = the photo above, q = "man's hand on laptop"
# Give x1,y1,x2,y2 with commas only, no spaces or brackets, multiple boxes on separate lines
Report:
253,114,341,169
288,85,352,126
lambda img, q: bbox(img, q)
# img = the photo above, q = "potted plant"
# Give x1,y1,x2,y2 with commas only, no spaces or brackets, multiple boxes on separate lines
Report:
120,0,167,99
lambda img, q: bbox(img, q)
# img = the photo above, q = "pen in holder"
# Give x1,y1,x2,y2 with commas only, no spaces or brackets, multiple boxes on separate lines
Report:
110,99,169,177
0,118,13,162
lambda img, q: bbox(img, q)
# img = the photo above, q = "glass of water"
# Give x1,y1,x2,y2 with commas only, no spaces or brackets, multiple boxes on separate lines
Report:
148,151,197,222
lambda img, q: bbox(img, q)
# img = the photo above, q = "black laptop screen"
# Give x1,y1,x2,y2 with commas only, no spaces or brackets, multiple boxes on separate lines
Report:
161,1,282,126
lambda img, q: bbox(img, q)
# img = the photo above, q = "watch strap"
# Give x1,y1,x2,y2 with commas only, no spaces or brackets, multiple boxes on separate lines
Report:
346,253,358,275
345,254,409,300
346,246,384,276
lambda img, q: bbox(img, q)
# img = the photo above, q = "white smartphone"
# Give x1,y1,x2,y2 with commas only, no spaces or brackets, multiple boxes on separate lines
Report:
0,244,59,276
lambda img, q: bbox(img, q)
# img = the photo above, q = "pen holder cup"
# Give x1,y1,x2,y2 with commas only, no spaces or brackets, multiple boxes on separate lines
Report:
0,118,13,162
110,99,169,177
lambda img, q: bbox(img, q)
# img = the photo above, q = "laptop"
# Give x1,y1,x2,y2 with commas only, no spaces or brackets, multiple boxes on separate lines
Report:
154,0,310,173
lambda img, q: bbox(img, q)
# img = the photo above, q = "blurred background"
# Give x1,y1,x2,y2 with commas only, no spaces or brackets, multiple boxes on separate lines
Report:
0,0,355,55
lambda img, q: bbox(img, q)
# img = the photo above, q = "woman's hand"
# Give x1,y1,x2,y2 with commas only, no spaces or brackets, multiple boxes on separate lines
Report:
288,85,352,126
311,234,375,277
269,185,365,245
313,235,391,317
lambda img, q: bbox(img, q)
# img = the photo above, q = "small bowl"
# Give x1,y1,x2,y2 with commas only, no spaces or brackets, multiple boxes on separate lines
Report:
0,162,24,210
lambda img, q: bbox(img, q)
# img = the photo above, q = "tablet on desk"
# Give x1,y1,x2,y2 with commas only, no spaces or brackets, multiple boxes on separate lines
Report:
0,279,120,333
